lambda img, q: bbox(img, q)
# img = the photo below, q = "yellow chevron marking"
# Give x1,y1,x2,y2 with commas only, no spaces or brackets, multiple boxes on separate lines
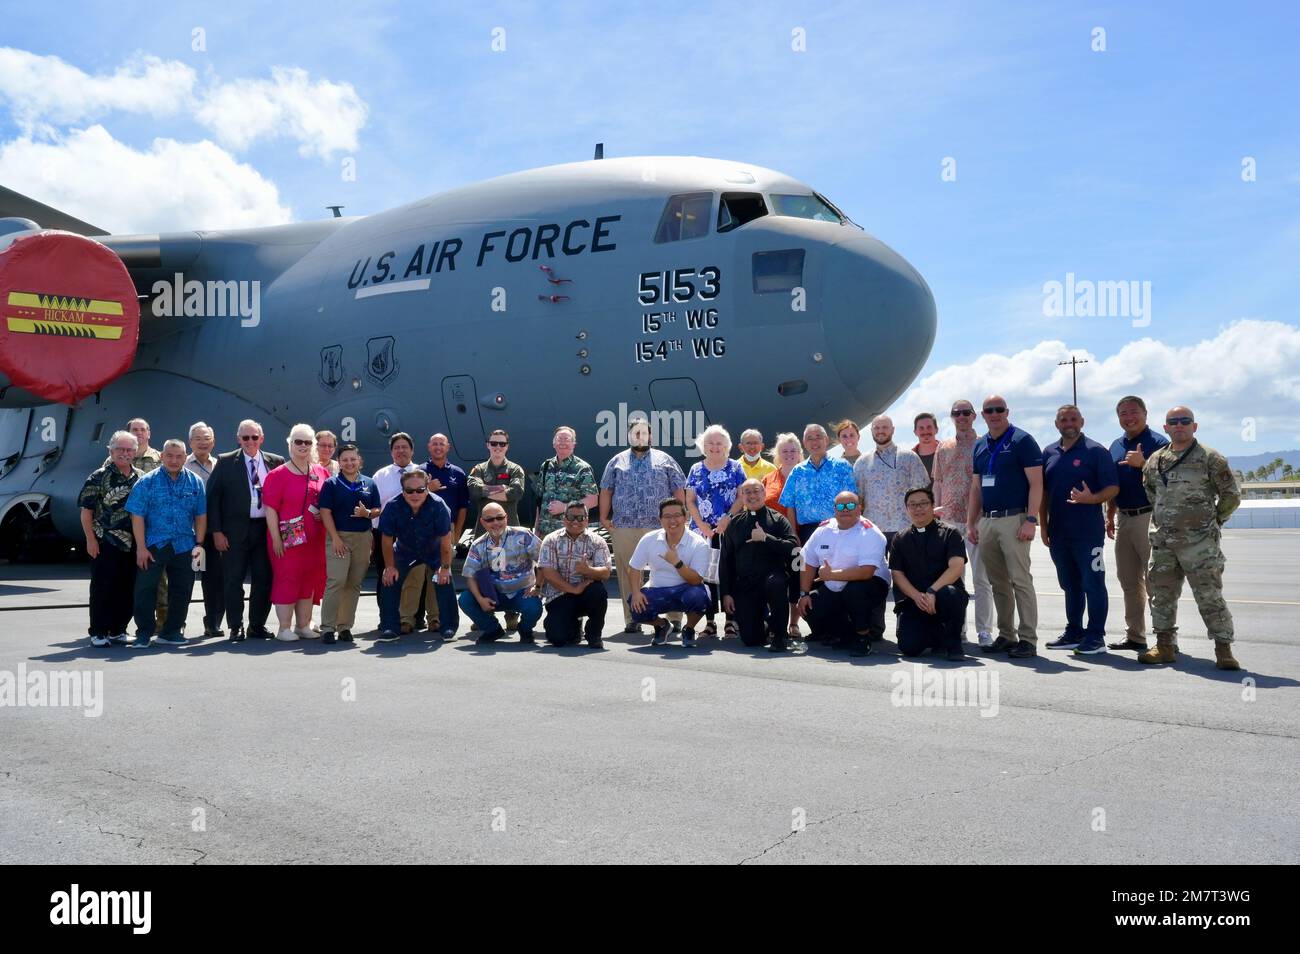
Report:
4,316,123,339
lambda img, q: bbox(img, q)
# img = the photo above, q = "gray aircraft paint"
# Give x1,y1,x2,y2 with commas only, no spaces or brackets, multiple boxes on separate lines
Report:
0,156,935,541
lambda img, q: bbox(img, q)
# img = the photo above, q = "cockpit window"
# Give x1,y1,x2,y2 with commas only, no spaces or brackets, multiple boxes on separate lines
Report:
769,193,843,223
654,192,712,243
752,249,805,294
717,192,768,233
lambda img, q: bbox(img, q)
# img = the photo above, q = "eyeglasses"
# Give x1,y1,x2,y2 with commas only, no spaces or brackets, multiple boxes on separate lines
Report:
834,501,859,511
982,406,1007,415
1166,417,1193,426
488,441,508,448
951,409,975,417
292,439,313,447
239,434,262,441
562,513,587,521
661,511,686,519
402,486,428,495
906,500,933,509
482,514,506,522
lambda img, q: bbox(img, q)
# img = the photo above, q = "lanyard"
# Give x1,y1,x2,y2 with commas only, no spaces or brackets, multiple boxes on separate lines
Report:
1158,440,1197,487
985,426,1015,476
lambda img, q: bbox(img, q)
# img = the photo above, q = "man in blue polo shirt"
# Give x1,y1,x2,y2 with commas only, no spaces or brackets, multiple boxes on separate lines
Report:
1040,405,1119,655
376,468,455,643
1105,395,1169,652
125,439,207,647
780,423,857,543
966,396,1043,658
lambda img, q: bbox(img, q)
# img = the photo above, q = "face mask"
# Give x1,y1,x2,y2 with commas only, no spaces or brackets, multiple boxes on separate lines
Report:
743,452,762,463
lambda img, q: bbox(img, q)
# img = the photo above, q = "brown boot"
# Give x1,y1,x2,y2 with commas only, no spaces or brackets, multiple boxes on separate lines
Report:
1139,633,1177,664
1214,640,1240,671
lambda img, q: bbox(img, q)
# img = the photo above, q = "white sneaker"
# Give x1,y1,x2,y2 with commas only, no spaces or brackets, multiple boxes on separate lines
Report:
275,628,299,641
295,627,320,640
977,632,994,648
90,634,111,647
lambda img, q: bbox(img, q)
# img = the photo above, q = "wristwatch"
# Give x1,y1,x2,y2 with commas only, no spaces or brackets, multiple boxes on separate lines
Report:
925,586,937,595
799,590,811,598
1025,515,1038,525
674,560,684,569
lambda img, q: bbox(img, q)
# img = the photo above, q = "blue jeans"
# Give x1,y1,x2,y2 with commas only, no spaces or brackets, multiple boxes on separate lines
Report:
133,543,195,638
1050,537,1108,639
458,586,543,635
380,561,458,634
630,583,711,623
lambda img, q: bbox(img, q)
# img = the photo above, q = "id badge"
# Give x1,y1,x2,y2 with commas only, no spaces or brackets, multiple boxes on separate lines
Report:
982,475,996,488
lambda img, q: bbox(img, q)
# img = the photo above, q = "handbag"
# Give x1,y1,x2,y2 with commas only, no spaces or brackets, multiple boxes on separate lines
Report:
279,468,313,549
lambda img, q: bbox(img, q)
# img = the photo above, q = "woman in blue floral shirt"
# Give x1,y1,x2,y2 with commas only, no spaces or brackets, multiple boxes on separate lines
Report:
686,425,746,637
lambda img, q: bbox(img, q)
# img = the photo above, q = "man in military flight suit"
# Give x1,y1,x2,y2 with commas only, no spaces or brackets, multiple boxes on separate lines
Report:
1141,406,1242,669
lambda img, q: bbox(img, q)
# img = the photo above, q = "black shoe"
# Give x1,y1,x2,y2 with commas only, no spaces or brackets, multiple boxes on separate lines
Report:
376,630,400,643
623,622,642,635
229,628,246,642
768,635,789,653
1008,640,1037,659
671,620,682,634
338,630,354,642
518,630,536,646
849,637,872,657
586,634,604,649
681,627,697,648
945,648,967,661
322,632,337,644
476,627,505,644
1108,638,1148,651
247,627,272,640
982,636,1015,654
651,620,670,646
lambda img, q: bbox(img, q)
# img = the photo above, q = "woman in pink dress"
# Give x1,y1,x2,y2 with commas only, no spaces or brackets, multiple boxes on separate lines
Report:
264,423,330,641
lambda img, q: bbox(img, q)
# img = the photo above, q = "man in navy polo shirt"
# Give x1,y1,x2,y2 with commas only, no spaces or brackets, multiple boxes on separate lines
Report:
376,468,455,642
966,395,1043,658
1040,405,1119,655
1105,396,1169,652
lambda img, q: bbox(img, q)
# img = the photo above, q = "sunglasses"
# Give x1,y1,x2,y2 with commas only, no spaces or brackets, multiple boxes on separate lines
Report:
488,441,509,448
292,439,314,447
835,501,859,511
951,409,975,417
563,513,588,521
402,486,428,495
239,434,262,441
482,514,506,522
1166,417,1193,426
982,406,1007,415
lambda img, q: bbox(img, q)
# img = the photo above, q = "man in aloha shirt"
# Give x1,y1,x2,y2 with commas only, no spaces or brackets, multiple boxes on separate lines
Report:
853,414,931,540
534,425,599,538
779,423,856,542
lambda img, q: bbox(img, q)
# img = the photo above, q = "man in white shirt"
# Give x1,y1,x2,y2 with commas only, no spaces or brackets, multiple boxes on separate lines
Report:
797,491,892,656
627,498,713,647
370,432,417,616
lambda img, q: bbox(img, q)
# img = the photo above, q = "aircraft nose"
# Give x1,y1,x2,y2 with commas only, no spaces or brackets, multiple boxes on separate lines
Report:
823,233,936,411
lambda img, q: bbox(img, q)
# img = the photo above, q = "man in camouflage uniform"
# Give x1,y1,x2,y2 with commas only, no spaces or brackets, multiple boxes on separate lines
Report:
1141,406,1242,669
534,426,598,538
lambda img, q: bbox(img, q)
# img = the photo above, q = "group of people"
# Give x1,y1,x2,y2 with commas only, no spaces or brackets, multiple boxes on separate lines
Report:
78,393,1243,668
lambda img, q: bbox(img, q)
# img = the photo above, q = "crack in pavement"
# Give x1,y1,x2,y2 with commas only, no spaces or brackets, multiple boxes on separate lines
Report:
736,726,1176,864
97,826,145,849
98,769,229,817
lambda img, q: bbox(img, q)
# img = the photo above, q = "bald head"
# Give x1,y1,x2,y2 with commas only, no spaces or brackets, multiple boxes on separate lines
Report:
738,478,766,511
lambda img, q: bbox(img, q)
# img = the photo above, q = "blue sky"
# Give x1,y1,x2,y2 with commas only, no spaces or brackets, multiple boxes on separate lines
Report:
1,1,1297,454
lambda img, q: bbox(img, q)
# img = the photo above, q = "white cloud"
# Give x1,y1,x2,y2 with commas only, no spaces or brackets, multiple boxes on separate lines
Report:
888,320,1300,450
0,48,366,159
0,125,291,232
0,48,195,130
196,67,368,159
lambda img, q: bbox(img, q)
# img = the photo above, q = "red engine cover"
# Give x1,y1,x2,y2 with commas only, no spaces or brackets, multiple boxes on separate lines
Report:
0,230,140,404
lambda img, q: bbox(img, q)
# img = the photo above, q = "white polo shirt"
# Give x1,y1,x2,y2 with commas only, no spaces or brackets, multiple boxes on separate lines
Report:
371,463,410,529
803,518,891,592
628,527,712,589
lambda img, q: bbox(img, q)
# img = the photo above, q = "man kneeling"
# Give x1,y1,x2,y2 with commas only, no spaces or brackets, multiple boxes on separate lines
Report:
539,503,612,648
626,499,712,647
797,491,891,656
460,503,544,645
890,487,969,661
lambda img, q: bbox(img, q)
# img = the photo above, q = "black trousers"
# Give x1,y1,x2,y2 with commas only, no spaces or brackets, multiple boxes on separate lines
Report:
896,585,969,655
134,543,195,637
543,580,608,645
805,577,889,641
730,570,791,646
870,530,898,636
199,532,225,629
88,545,136,636
221,518,271,631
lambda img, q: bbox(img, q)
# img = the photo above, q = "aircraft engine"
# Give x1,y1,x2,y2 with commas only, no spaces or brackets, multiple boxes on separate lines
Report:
0,225,140,406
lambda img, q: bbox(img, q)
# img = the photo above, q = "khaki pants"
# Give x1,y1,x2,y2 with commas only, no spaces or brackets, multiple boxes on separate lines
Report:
1115,511,1152,640
322,530,372,632
400,564,433,627
977,514,1038,644
609,526,681,627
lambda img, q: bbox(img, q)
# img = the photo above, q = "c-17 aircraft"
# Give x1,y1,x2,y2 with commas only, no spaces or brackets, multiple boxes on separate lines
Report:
0,154,936,556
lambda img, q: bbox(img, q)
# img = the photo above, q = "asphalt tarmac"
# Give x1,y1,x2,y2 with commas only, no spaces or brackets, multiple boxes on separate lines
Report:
2,530,1297,864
